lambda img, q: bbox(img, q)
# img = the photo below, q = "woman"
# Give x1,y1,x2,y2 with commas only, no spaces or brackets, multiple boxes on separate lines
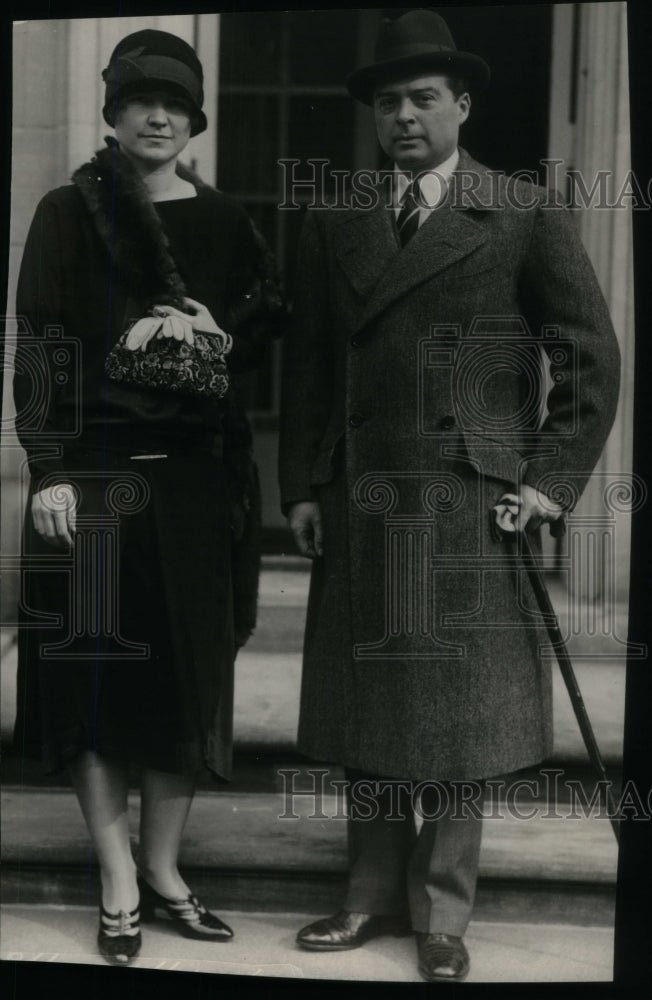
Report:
12,30,283,965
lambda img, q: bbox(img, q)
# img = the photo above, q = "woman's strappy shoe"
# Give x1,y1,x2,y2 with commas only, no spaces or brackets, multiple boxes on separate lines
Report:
138,878,233,941
97,903,141,965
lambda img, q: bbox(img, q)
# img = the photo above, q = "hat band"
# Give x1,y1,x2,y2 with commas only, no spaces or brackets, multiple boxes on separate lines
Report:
105,53,204,108
375,41,457,61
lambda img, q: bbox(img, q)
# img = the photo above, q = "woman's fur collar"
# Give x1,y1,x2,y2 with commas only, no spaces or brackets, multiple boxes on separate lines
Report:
71,138,189,309
71,138,285,333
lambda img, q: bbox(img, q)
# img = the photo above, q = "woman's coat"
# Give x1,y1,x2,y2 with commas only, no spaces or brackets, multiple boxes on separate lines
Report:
13,145,283,778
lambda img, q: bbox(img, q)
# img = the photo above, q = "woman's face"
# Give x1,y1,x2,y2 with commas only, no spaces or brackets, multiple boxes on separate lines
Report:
114,90,193,167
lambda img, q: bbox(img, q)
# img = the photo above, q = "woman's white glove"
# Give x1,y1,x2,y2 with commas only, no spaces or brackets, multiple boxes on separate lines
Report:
32,483,77,548
151,297,231,352
124,313,195,351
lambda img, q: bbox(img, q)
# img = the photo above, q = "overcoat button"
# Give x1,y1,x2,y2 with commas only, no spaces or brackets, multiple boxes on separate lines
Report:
350,335,361,347
439,415,456,430
348,412,365,428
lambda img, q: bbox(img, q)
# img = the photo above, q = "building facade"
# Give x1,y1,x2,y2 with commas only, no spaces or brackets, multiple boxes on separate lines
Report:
2,5,636,638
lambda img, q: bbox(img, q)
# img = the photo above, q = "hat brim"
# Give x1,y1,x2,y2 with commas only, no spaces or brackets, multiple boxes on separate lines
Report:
347,51,490,105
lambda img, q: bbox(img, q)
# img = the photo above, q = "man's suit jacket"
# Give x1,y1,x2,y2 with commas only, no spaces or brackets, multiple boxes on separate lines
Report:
278,148,620,782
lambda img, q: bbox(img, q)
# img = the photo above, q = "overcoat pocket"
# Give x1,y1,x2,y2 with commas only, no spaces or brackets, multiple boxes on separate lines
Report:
460,430,526,485
310,432,344,486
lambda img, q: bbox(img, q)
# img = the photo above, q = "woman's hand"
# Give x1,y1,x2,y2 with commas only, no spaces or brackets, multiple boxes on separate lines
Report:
151,298,230,350
32,483,77,548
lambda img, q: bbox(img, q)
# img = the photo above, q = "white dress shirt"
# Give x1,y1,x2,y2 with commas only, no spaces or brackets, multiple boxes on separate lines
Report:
394,148,460,227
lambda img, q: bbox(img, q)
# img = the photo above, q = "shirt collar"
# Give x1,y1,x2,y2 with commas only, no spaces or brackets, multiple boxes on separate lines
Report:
394,148,460,206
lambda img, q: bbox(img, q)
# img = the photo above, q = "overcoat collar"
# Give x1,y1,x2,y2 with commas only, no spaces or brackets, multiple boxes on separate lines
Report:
335,147,494,335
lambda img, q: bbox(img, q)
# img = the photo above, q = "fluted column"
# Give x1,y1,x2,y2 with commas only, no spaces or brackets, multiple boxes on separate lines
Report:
571,1,634,608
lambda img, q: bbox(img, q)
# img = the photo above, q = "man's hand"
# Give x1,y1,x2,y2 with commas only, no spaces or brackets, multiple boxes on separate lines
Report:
288,501,323,559
493,484,563,535
32,483,77,548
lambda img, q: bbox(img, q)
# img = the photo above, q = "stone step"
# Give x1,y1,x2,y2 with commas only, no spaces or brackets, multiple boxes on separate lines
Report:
1,785,619,886
0,906,617,979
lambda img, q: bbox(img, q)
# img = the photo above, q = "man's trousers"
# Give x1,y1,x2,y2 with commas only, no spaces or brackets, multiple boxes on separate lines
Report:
342,769,484,936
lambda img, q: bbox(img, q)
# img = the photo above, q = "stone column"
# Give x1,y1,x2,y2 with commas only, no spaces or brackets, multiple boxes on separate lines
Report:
547,2,634,636
571,1,634,612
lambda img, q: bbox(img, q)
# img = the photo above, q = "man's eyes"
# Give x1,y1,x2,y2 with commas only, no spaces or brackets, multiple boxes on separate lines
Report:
377,94,437,112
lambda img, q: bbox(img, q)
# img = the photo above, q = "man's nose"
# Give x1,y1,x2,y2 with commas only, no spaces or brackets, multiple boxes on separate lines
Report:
396,99,416,123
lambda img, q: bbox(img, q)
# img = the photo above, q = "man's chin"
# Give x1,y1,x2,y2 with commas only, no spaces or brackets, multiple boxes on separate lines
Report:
394,155,429,173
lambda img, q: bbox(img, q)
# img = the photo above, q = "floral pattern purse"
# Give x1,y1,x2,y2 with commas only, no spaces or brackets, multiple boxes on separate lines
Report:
105,324,230,400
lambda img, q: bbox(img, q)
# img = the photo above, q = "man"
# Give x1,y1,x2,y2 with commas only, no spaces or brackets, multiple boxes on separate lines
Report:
278,9,620,983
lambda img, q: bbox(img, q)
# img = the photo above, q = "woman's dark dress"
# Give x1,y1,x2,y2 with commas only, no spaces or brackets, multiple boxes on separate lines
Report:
13,185,262,779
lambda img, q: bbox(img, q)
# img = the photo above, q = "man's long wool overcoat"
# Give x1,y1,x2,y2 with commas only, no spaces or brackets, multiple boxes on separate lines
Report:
279,148,621,782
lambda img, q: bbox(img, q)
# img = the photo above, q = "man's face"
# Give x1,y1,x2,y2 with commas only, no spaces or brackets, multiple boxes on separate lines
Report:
373,74,470,173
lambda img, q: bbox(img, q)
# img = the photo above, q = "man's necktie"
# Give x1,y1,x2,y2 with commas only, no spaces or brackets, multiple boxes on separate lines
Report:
396,180,422,247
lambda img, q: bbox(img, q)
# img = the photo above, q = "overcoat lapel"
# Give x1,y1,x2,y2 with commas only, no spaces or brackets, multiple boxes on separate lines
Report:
334,149,494,337
334,200,397,300
354,201,487,335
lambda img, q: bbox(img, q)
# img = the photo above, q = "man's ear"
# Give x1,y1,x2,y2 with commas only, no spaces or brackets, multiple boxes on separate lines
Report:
457,92,471,125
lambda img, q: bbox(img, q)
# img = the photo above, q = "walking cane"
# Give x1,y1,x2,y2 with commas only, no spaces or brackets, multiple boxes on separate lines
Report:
491,499,621,843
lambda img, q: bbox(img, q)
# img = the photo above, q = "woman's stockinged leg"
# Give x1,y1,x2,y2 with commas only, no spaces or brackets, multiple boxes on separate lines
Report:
68,750,138,913
138,767,196,899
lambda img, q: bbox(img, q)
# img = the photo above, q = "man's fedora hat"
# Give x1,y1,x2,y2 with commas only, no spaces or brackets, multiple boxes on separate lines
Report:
347,9,490,105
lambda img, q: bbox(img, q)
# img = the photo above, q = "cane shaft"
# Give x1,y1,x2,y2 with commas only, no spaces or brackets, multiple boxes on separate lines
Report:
520,532,620,842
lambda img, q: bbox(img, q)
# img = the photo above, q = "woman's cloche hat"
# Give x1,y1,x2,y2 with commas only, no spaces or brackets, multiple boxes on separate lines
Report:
347,9,490,105
102,29,207,137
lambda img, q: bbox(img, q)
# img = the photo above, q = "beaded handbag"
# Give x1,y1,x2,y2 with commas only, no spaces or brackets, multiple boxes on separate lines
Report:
105,326,229,400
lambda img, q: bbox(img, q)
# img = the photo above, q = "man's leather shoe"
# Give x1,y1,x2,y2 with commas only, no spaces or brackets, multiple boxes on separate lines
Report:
416,932,470,982
297,909,411,951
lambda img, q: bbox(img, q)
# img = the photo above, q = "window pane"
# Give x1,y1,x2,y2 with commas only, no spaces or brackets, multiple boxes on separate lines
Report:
283,206,308,296
288,11,357,85
217,94,278,195
219,12,282,86
287,96,355,196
